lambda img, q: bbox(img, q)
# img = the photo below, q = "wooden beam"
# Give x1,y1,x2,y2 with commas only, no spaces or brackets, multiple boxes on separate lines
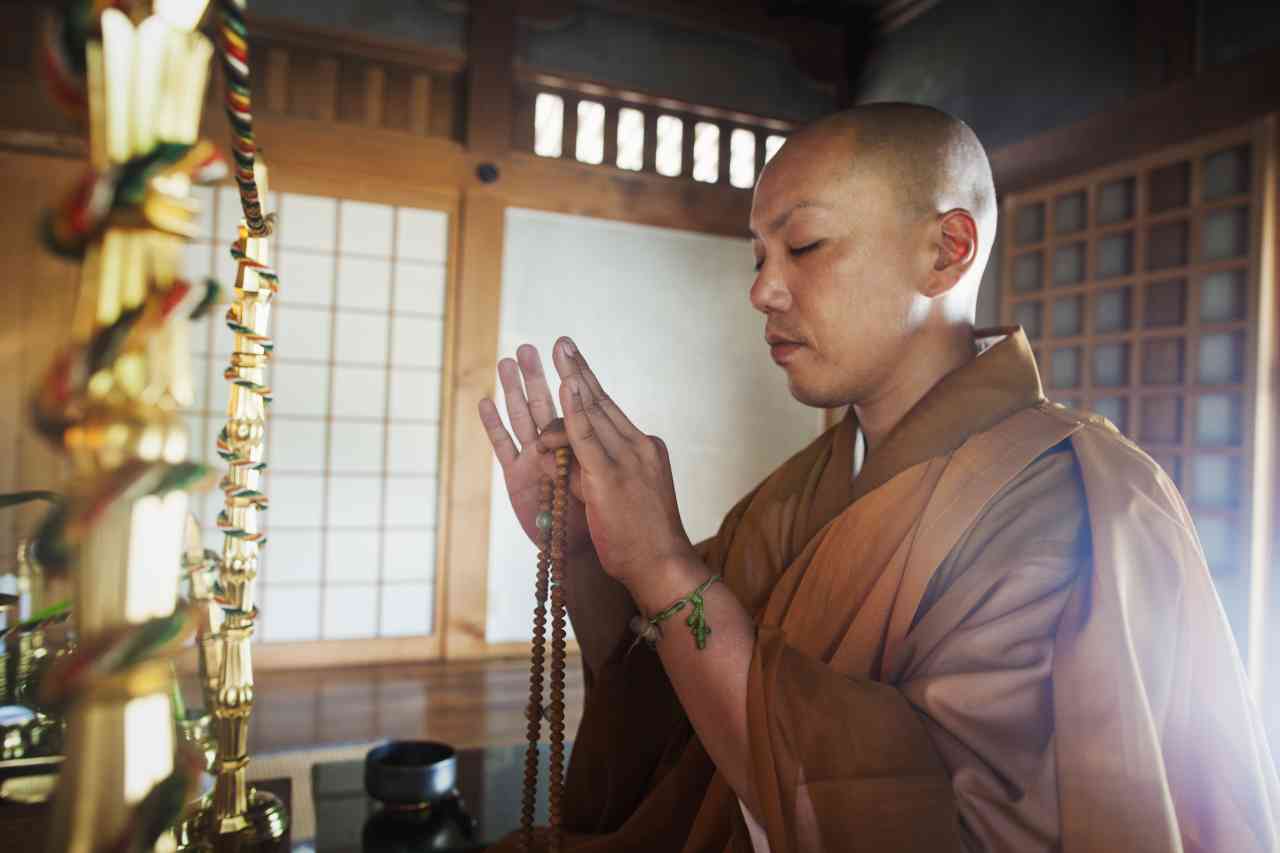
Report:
465,0,516,154
498,151,751,237
440,193,507,659
245,12,465,75
990,42,1280,196
517,68,797,133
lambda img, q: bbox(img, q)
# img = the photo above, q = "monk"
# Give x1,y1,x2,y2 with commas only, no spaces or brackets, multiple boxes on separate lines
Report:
478,103,1280,851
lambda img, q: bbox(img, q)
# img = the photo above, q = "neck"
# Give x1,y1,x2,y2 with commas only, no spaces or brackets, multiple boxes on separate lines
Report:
853,325,977,455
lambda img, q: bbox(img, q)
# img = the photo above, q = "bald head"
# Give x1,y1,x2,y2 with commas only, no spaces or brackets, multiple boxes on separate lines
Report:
769,102,997,277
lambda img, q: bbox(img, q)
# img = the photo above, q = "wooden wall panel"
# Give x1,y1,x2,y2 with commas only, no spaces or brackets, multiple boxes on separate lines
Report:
263,47,290,114
0,152,85,569
335,57,370,125
287,50,339,122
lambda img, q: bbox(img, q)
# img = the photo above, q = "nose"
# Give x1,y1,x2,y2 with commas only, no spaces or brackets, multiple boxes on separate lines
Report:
749,262,791,315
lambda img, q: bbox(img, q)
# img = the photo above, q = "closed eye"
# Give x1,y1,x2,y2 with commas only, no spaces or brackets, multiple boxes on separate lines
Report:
755,240,823,272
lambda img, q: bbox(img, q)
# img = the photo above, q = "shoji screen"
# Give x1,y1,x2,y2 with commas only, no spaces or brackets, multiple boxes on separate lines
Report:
1000,121,1275,660
486,209,825,643
186,186,449,646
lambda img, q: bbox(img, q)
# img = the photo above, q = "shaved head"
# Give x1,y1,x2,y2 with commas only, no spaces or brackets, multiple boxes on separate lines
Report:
785,102,997,272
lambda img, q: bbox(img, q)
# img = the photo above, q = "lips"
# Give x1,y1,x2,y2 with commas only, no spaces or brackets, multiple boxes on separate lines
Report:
766,334,805,365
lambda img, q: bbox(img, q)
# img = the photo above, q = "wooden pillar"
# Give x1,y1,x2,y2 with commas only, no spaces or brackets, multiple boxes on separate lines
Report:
441,0,518,658
441,194,506,659
1252,115,1279,740
465,0,516,154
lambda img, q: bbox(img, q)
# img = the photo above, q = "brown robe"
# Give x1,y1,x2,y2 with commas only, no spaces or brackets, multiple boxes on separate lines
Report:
500,328,1280,852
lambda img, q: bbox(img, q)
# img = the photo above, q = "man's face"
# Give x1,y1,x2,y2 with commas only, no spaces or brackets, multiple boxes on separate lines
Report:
749,133,933,409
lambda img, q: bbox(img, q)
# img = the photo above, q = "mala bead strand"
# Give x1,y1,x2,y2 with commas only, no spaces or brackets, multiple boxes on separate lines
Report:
522,447,572,853
547,448,571,853
521,476,554,852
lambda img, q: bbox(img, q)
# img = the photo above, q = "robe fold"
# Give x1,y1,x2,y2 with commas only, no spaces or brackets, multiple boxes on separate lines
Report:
499,328,1280,852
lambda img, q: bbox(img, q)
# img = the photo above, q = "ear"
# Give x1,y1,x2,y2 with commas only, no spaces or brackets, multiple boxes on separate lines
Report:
925,209,978,297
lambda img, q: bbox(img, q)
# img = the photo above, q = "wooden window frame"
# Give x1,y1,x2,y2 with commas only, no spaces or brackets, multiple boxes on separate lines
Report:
1001,118,1278,685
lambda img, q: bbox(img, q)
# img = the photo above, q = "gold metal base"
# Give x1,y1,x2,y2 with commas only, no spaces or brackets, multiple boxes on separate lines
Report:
175,788,289,853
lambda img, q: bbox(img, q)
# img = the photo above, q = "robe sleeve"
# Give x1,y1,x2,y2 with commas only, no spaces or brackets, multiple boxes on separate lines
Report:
893,445,1087,852
563,493,759,836
746,446,1087,853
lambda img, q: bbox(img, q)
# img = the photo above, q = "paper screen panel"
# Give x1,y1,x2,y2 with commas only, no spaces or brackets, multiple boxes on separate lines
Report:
486,209,824,643
187,188,449,644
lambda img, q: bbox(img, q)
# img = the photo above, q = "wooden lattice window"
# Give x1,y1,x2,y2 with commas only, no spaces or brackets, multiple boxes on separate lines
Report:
515,75,791,189
1001,120,1276,653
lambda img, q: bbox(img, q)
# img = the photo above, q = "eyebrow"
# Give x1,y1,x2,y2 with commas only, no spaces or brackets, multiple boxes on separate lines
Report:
749,200,831,240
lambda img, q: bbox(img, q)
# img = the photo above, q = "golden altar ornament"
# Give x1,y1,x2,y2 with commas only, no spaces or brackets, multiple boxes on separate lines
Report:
177,0,289,846
30,1,227,851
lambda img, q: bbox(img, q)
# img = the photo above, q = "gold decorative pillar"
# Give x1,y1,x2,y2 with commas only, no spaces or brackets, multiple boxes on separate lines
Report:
205,166,287,847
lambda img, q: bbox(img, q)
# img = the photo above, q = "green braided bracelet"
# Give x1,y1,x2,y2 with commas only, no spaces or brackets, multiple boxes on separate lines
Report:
632,573,722,651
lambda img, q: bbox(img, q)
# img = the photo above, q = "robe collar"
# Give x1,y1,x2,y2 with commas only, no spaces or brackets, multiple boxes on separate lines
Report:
844,326,1046,502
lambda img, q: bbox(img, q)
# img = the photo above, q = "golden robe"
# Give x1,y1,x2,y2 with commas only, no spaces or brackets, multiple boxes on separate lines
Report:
513,328,1279,852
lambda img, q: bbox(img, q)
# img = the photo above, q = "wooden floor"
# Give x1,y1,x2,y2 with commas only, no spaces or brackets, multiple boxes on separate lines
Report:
181,656,586,754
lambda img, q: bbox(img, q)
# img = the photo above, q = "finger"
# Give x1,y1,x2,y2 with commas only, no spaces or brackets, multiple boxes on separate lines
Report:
497,358,538,448
478,398,519,466
516,344,558,431
567,370,632,459
558,376,612,470
568,465,584,503
551,338,644,441
534,417,570,454
571,343,645,439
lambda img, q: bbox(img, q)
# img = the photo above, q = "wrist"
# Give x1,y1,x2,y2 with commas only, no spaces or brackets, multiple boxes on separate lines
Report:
626,551,708,617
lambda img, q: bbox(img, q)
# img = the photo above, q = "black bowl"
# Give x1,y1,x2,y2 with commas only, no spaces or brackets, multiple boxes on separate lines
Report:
364,741,458,806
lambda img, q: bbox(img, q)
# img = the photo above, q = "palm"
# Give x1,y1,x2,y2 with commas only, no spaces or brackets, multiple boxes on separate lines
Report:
479,345,591,556
502,448,590,554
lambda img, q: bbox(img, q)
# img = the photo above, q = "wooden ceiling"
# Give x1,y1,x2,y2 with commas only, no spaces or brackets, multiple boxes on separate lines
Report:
513,0,943,94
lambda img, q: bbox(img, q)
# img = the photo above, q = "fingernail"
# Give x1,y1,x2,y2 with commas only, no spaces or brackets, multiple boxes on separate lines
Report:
563,338,577,357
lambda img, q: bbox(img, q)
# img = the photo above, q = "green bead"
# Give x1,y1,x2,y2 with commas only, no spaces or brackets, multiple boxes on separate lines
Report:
535,511,553,531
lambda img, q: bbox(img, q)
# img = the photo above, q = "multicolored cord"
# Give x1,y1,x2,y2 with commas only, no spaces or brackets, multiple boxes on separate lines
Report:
216,0,270,236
